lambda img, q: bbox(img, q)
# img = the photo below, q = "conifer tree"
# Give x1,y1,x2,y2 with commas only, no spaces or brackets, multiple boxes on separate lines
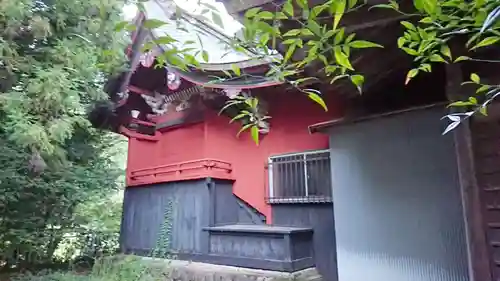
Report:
0,0,128,268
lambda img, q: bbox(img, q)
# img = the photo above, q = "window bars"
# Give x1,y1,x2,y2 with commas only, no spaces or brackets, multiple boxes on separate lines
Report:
267,150,332,204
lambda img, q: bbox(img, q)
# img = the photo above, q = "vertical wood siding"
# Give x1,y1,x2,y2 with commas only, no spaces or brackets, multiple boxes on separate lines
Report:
272,204,337,281
121,180,210,254
472,119,500,280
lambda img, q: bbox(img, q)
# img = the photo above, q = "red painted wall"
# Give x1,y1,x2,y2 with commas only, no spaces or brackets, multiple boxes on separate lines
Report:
126,90,342,221
203,92,342,220
127,138,158,174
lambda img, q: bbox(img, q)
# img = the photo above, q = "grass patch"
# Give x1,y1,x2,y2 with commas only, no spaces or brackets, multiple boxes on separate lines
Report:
7,256,171,281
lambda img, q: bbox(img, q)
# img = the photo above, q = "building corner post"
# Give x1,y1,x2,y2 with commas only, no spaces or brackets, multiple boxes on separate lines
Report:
446,63,492,281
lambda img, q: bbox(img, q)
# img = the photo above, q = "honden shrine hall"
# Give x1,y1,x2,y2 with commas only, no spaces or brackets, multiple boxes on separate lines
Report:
89,0,500,280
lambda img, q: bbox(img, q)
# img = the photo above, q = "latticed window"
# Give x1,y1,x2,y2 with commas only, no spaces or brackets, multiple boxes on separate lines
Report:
267,150,332,203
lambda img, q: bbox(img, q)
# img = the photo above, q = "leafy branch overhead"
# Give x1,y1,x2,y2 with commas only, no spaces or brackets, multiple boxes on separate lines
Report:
120,0,500,142
372,0,500,85
372,0,500,133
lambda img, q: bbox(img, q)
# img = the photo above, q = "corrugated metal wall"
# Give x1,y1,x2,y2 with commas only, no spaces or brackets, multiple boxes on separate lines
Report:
328,107,469,281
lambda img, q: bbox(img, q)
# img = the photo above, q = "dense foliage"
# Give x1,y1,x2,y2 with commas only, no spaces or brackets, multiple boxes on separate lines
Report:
124,0,500,142
0,0,128,270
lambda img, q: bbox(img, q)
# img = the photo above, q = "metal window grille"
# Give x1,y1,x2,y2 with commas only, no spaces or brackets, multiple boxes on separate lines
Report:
267,150,332,204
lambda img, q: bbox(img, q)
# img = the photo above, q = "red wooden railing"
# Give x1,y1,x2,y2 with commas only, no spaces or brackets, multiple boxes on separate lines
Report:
127,159,234,186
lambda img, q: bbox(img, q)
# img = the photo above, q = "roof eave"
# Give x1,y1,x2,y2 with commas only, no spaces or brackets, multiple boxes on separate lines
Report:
308,119,344,134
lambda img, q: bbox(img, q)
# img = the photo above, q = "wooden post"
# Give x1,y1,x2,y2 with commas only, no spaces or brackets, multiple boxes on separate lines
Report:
446,63,492,281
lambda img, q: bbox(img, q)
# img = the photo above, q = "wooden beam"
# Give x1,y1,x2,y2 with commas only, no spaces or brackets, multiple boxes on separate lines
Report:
446,63,492,281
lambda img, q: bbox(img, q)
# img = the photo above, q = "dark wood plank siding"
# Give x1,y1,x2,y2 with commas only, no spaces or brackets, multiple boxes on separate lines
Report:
209,233,286,260
272,204,337,281
212,180,239,225
121,180,210,254
121,179,264,256
471,119,500,281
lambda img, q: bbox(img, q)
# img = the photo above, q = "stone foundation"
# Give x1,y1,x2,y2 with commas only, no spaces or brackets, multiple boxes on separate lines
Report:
138,257,322,281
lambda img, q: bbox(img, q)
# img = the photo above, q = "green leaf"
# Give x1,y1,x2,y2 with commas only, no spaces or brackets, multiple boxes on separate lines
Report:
141,42,155,52
126,24,138,31
250,126,260,145
334,47,353,70
247,97,259,108
259,33,270,45
469,97,478,105
345,33,355,43
330,74,348,83
283,29,301,36
470,73,480,83
201,50,209,62
454,56,471,62
292,77,320,85
245,7,261,18
283,1,294,16
312,5,328,18
480,106,488,116
324,29,335,38
305,90,328,111
258,11,274,19
476,85,491,93
350,74,364,93
448,101,472,107
282,38,298,44
420,63,432,72
348,0,358,8
284,44,297,62
466,32,482,48
349,40,383,48
397,37,406,48
413,0,424,12
301,29,315,36
332,0,346,30
405,68,419,84
143,19,167,29
401,21,416,31
419,17,433,23
422,0,438,14
230,113,248,123
318,54,328,65
402,47,418,56
334,28,345,44
275,12,288,19
429,54,446,62
296,0,307,9
114,21,129,31
440,44,452,60
211,12,224,28
231,64,241,76
237,123,253,137
153,36,177,45
307,20,322,35
470,37,500,50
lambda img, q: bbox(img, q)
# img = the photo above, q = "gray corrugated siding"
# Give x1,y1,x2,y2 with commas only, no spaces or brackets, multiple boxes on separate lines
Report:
328,107,469,281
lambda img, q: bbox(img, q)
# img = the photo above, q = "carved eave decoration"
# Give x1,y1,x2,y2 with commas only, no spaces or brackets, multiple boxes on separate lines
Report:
96,0,282,136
